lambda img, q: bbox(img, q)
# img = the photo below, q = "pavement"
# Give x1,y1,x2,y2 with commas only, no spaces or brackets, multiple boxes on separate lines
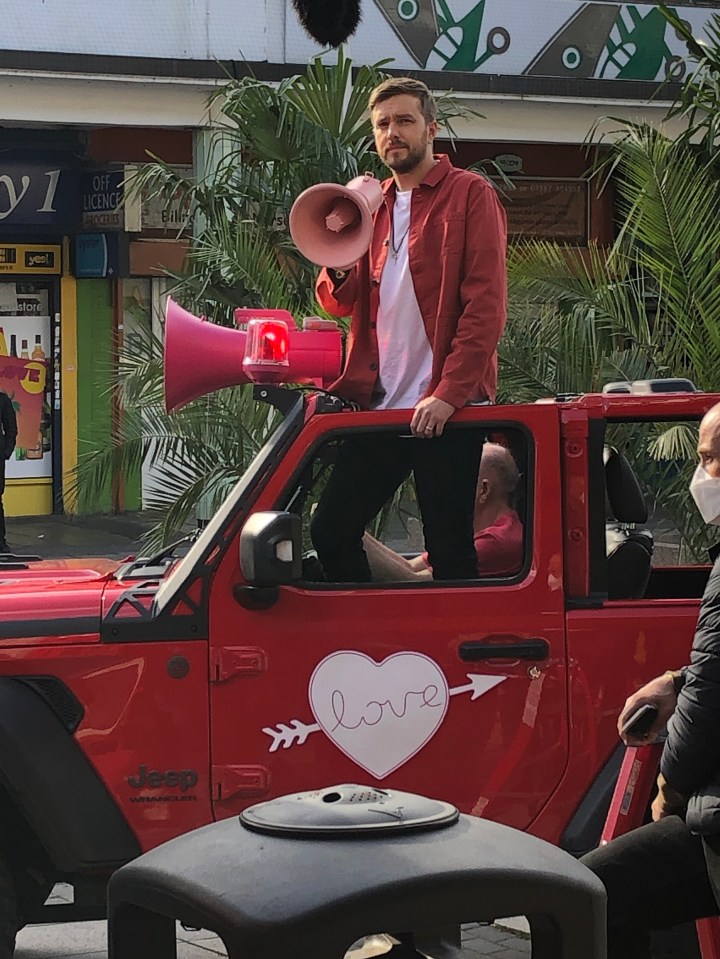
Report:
15,916,531,959
4,510,165,561
5,510,532,958
16,892,531,958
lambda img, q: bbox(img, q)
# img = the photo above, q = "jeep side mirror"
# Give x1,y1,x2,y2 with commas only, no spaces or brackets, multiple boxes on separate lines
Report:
239,511,302,587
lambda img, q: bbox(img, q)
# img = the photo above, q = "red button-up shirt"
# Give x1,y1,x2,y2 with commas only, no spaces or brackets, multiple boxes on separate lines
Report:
315,154,507,410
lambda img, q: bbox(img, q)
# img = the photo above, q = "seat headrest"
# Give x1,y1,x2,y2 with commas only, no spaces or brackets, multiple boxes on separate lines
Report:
604,446,648,524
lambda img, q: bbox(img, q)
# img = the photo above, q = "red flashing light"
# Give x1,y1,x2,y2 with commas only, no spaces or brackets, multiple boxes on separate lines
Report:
243,319,290,383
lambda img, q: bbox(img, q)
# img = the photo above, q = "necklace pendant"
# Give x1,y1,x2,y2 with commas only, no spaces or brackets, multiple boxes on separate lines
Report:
391,249,399,262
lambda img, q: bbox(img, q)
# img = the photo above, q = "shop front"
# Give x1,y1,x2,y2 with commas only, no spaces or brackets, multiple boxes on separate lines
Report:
0,151,81,517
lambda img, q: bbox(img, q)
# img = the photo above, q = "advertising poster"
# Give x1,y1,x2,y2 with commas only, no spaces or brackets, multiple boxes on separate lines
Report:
0,284,51,479
0,355,45,446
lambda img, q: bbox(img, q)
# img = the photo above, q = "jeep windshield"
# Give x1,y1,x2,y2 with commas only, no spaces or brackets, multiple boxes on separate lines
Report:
151,393,306,612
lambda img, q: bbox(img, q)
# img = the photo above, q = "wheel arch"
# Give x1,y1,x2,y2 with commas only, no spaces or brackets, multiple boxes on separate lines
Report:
0,677,140,873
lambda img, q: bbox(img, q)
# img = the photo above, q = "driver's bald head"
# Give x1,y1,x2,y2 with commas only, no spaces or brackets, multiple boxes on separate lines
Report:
479,443,519,504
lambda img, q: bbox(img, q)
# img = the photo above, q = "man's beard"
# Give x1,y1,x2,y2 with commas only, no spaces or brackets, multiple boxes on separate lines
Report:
384,137,428,174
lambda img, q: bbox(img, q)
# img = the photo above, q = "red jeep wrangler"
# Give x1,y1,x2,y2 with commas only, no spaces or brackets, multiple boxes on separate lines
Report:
0,371,713,951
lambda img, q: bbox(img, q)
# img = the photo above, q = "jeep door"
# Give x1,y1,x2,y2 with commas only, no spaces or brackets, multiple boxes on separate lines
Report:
207,403,568,828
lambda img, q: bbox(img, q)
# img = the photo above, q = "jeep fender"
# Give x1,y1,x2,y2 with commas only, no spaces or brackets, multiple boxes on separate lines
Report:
0,678,140,873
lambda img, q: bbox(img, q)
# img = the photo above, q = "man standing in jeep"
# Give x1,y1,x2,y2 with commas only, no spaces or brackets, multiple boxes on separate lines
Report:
311,77,507,584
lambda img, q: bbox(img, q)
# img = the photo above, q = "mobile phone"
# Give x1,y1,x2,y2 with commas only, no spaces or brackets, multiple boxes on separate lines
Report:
621,703,660,738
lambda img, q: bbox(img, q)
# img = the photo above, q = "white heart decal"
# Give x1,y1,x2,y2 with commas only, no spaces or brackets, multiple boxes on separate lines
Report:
309,651,449,779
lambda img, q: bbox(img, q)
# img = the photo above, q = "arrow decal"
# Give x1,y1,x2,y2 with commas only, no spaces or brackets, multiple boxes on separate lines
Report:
262,719,321,753
262,652,507,775
449,673,506,700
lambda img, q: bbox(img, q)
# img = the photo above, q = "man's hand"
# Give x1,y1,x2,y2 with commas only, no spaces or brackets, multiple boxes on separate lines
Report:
651,772,686,821
411,396,455,438
617,671,679,745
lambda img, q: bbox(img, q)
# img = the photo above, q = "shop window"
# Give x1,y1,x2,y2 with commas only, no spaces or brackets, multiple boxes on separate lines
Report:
0,280,53,481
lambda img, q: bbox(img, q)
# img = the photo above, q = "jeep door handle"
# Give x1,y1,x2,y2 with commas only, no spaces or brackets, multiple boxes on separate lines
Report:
458,638,549,662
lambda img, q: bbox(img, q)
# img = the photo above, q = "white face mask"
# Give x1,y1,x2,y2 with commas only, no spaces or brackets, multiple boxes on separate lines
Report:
690,463,720,525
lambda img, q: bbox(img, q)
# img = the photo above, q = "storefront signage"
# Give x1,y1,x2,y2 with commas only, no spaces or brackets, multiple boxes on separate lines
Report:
74,233,128,278
0,284,48,316
0,245,61,275
0,158,78,228
81,170,125,230
498,178,588,244
494,154,523,174
139,165,193,231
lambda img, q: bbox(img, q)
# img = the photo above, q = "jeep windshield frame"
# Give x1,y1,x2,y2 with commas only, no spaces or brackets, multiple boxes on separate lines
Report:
152,393,306,615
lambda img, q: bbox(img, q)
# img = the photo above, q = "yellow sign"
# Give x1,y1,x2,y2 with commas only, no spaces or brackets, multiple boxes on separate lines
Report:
0,244,61,275
20,361,47,395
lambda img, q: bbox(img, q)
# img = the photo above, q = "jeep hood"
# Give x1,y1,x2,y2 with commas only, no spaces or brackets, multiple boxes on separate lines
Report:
0,559,120,641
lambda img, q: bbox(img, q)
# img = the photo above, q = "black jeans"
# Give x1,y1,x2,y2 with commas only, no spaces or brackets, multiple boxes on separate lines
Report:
581,816,720,958
310,430,482,582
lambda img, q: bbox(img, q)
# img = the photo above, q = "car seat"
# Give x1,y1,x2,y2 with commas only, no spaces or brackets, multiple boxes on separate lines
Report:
604,446,654,600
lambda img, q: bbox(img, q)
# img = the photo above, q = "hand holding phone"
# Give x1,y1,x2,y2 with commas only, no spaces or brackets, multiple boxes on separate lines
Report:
620,703,660,740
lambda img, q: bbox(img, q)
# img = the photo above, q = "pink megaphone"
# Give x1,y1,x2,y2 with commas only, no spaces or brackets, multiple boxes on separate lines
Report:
289,173,383,270
163,298,343,412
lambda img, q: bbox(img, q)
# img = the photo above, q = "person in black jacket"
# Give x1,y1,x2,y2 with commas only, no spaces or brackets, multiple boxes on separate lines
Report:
0,391,17,552
581,401,720,957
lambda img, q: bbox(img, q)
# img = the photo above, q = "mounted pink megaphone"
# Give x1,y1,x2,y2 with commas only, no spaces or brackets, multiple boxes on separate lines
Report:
164,298,342,412
289,173,383,269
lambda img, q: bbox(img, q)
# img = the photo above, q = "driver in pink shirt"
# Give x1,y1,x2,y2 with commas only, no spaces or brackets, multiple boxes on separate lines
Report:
364,443,523,581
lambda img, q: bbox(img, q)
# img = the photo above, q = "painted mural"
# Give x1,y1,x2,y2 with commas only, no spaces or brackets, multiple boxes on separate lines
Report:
1,1,715,84
377,1,697,80
287,2,720,83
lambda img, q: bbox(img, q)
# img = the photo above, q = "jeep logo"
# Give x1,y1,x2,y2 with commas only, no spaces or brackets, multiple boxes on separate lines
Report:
128,765,198,792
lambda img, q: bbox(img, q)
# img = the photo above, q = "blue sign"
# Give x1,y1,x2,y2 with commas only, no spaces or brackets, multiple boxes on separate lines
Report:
0,154,79,228
74,233,128,278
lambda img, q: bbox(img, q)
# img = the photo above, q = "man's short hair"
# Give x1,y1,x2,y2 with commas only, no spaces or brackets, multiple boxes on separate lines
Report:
369,77,437,124
481,443,520,500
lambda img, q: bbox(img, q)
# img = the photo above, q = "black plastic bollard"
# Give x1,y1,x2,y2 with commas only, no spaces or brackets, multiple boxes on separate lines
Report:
108,784,606,959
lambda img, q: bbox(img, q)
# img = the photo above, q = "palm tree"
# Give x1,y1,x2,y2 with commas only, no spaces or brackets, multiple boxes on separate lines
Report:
502,119,720,558
660,4,720,172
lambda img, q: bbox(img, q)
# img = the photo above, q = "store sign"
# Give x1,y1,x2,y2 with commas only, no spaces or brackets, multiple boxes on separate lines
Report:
0,159,78,228
499,178,588,244
495,154,523,174
74,233,128,278
0,245,61,275
140,165,193,231
0,284,48,316
82,170,124,230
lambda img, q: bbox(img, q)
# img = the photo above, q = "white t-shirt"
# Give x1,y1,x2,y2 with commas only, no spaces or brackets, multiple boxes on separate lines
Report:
373,190,433,411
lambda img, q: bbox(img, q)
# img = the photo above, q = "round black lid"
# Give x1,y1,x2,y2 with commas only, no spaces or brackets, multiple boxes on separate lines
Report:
240,784,459,837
